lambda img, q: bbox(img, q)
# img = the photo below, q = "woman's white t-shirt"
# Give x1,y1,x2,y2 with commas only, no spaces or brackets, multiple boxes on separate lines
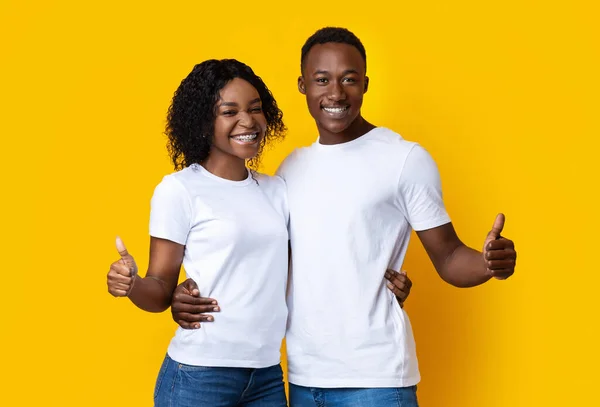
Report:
149,164,289,368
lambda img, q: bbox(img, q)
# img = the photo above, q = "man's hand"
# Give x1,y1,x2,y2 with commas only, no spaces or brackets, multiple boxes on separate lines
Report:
171,278,219,329
385,269,413,308
483,213,517,280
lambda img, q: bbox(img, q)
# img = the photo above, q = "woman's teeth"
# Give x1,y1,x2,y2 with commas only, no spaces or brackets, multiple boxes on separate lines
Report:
232,133,258,142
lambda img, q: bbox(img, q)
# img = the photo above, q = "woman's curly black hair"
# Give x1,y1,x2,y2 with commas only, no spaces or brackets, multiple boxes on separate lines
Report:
165,59,286,171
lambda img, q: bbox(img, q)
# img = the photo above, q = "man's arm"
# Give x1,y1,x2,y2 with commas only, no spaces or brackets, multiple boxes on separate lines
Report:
396,144,516,287
417,214,516,288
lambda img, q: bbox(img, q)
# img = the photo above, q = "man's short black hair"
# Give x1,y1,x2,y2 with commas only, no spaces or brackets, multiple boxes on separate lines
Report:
300,27,367,73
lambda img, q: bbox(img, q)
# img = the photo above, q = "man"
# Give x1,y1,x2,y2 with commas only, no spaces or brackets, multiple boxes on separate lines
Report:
172,27,516,406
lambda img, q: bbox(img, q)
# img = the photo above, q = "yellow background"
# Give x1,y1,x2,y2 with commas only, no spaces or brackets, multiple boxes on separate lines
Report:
1,0,598,405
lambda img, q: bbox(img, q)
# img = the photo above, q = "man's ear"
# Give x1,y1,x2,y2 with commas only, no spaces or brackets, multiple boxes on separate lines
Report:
364,76,369,94
298,76,306,94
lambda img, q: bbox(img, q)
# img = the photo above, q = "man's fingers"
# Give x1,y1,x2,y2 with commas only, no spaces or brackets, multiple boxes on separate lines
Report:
174,312,215,323
485,249,517,260
177,320,201,330
400,270,412,289
173,294,218,306
175,311,219,329
387,278,406,292
486,238,515,251
387,281,407,300
387,269,408,278
385,270,407,291
172,303,220,314
486,259,516,270
490,269,514,279
385,269,412,307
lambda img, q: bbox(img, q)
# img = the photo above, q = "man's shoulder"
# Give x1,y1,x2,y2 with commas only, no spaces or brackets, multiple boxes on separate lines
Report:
368,127,419,151
254,172,286,191
276,145,315,177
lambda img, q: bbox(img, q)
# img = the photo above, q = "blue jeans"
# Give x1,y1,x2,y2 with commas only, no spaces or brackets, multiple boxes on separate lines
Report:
288,384,418,407
154,354,288,407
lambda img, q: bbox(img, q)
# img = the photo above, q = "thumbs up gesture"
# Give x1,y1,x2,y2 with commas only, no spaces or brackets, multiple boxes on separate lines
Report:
483,214,517,280
107,236,139,297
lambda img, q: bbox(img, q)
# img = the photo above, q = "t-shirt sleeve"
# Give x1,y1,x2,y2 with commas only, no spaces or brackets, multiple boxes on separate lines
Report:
275,149,297,182
276,176,290,236
260,174,290,238
149,175,192,245
398,144,451,231
275,153,296,237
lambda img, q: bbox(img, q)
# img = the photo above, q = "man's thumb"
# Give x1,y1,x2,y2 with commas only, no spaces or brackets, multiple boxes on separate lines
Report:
490,213,505,239
183,278,200,296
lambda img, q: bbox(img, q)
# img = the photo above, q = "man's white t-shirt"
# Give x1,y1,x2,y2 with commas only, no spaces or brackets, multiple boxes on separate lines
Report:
276,127,451,388
149,164,289,368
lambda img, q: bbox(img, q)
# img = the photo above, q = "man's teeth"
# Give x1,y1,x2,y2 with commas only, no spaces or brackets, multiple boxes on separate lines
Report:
232,133,258,141
322,106,348,113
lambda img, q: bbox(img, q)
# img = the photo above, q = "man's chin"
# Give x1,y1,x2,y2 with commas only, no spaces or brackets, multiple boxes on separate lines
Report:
317,118,354,135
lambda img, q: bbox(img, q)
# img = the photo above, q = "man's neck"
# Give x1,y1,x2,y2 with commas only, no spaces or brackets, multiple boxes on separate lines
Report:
317,117,376,145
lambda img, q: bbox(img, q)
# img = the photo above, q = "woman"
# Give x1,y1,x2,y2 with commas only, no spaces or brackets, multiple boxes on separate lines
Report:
107,59,289,406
